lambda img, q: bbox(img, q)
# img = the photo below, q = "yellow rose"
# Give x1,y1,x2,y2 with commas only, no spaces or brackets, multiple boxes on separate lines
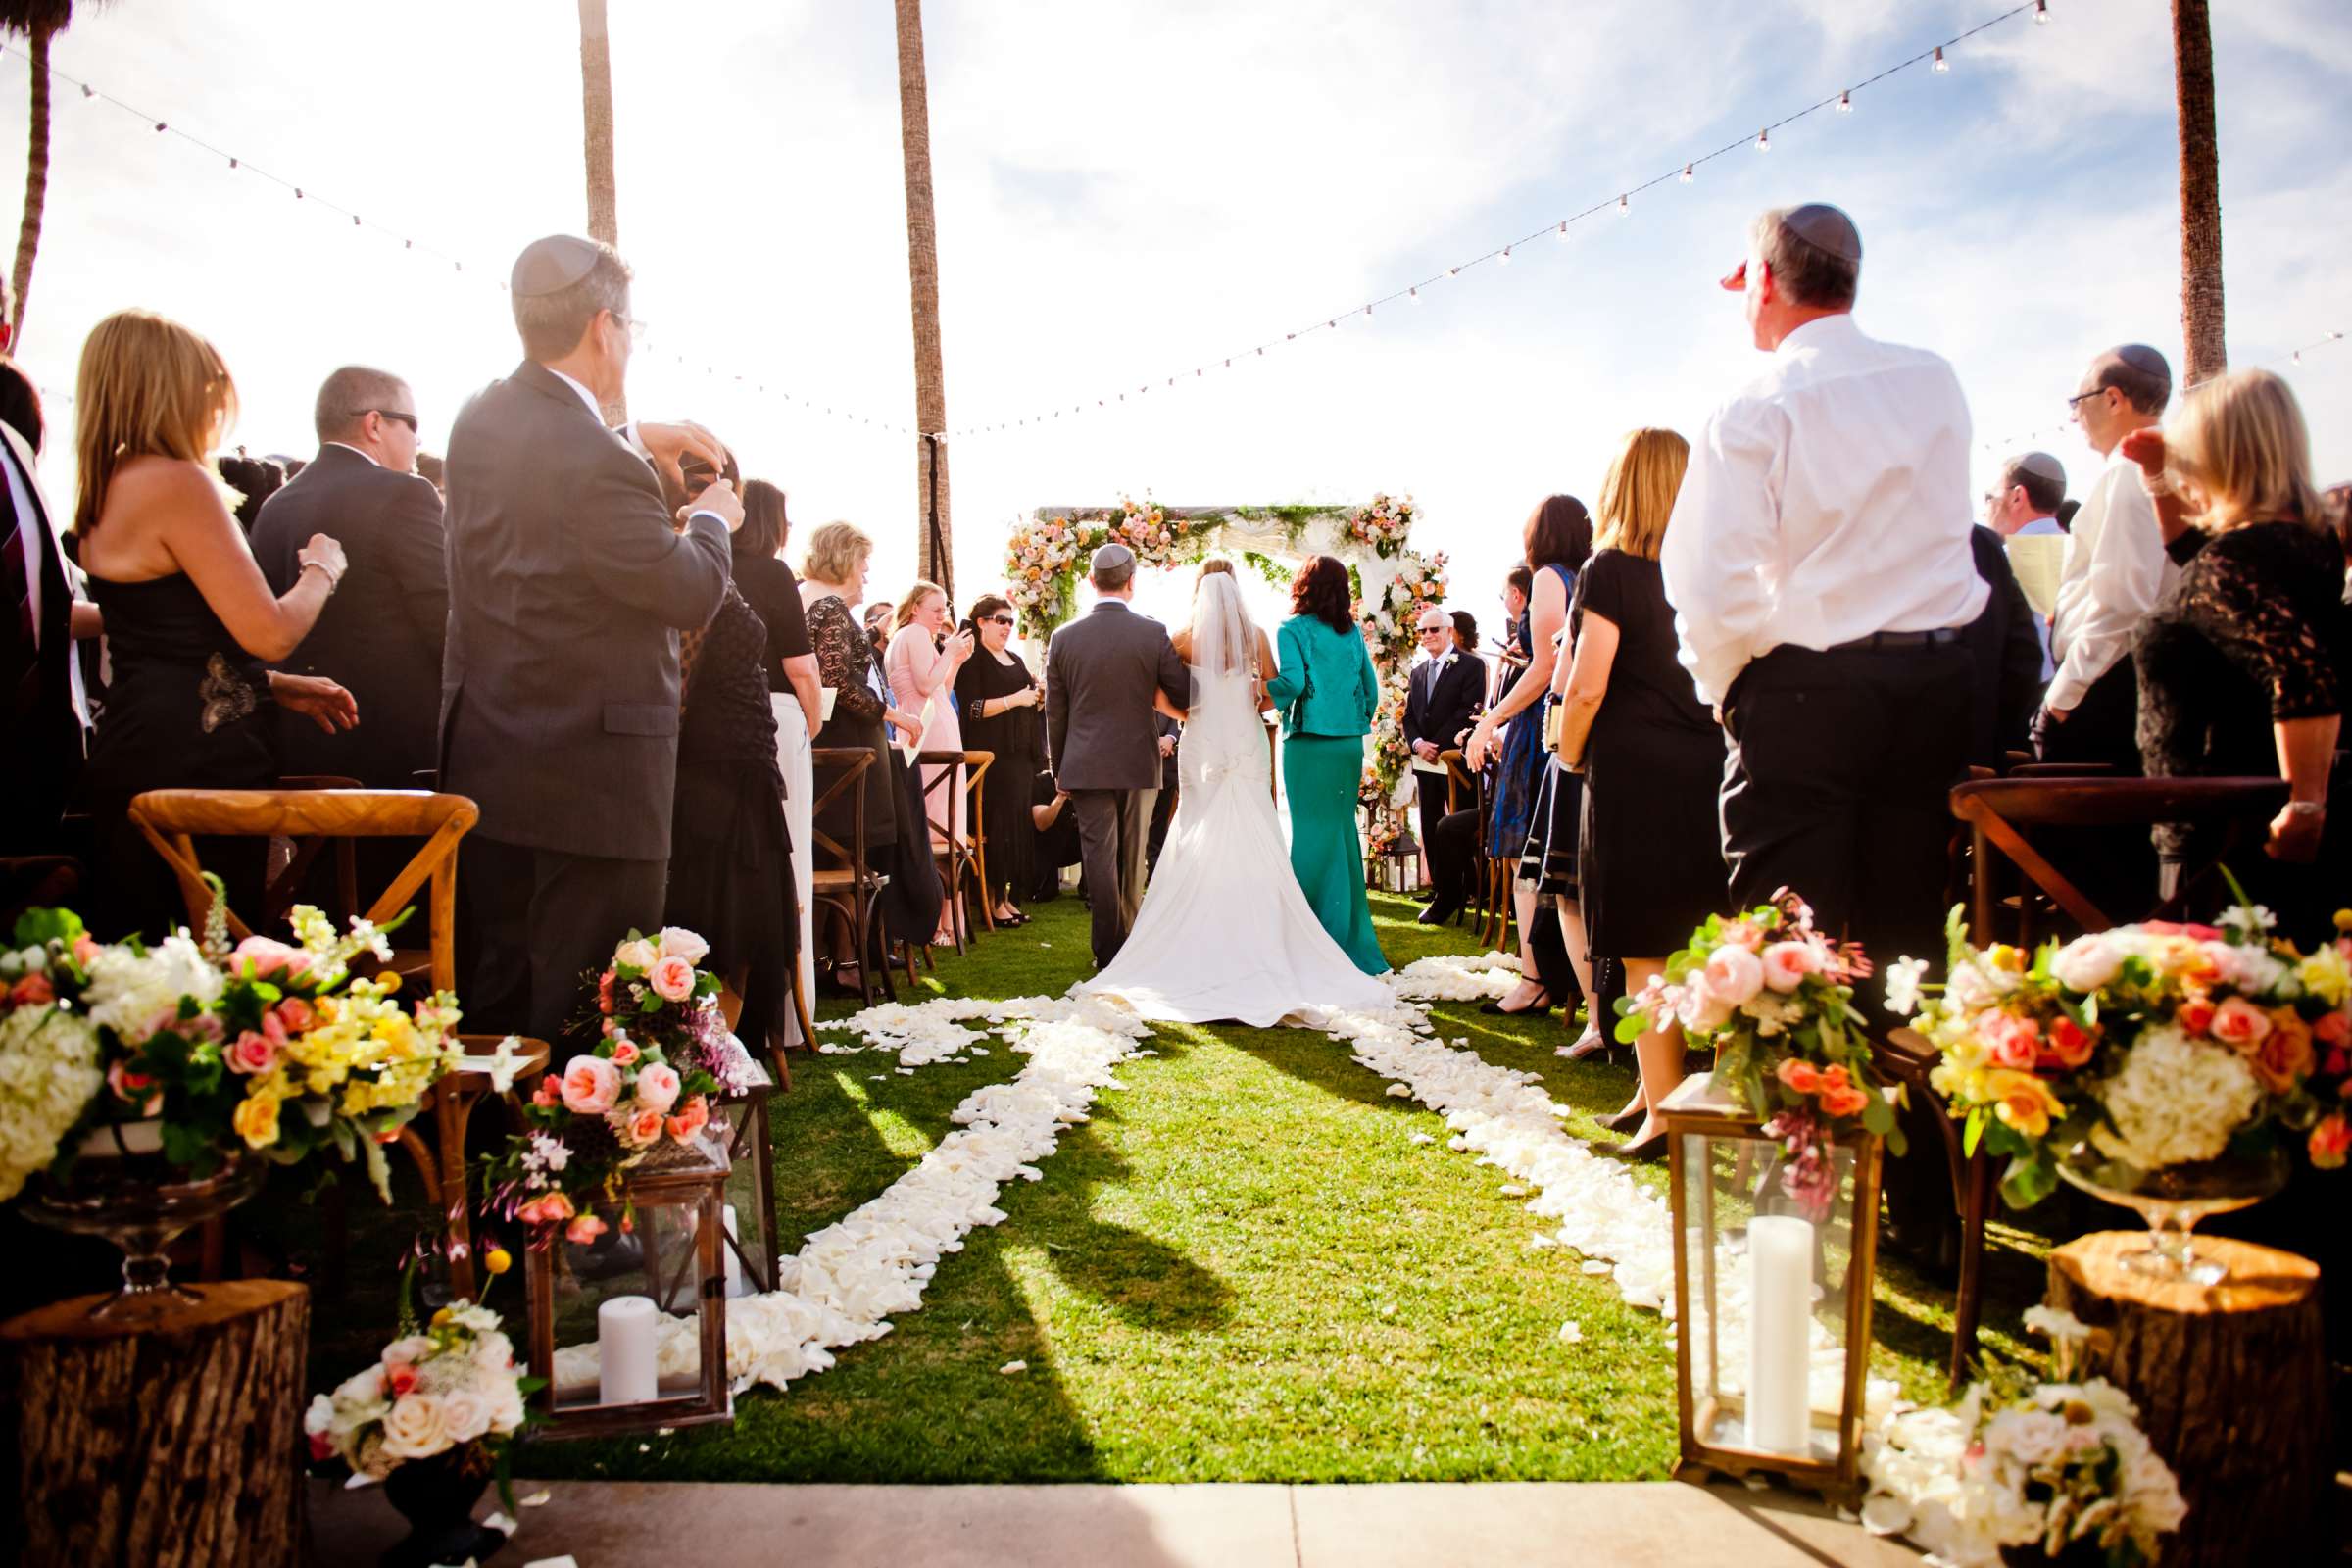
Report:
1986,944,2025,974
232,1087,283,1149
1984,1069,2060,1139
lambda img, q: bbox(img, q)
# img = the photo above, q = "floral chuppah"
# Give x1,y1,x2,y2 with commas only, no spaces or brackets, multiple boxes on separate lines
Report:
1004,497,1448,793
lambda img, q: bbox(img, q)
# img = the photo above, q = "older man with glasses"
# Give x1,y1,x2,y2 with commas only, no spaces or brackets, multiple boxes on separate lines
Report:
1402,605,1485,923
250,364,447,791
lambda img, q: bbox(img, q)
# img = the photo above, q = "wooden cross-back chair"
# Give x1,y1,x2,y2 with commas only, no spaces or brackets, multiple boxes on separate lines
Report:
125,788,550,1302
808,749,892,1004
918,748,993,951
1881,772,2290,1384
1439,748,1482,932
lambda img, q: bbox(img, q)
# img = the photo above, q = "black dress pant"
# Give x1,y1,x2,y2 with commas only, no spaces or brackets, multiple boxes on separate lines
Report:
462,834,668,1061
1414,770,1468,908
1721,641,1973,1004
2032,655,2141,773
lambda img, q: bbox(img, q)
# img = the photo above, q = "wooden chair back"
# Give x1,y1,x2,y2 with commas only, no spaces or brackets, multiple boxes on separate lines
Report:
1949,775,2289,945
126,789,478,990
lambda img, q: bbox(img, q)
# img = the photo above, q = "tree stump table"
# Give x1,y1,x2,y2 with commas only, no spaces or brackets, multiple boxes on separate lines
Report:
2044,1232,2328,1568
0,1281,308,1567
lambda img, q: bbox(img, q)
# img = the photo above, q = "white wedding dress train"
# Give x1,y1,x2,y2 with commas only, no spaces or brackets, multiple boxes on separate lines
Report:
1076,665,1392,1025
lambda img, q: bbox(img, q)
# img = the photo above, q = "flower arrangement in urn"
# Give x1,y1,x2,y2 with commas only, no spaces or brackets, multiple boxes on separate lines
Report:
1619,891,1902,1217
1895,899,2352,1211
1003,513,1088,639
1345,492,1416,558
0,896,466,1202
485,927,748,1241
1860,1309,2186,1568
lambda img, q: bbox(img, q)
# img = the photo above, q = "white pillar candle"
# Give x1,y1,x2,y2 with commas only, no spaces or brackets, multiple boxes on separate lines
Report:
598,1295,661,1405
722,1204,746,1298
1744,1214,1814,1456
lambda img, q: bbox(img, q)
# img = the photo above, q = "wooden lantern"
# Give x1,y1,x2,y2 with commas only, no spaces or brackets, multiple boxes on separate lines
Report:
523,1133,734,1439
1659,1072,1885,1505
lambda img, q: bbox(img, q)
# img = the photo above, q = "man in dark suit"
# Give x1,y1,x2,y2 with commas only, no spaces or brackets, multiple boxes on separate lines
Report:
1402,606,1484,923
1962,527,2047,772
441,234,741,1054
252,367,448,787
0,356,91,857
1046,542,1190,967
1145,710,1181,874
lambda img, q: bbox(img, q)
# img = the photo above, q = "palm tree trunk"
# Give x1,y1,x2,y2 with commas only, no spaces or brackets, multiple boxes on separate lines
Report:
894,0,952,598
575,0,624,421
9,24,54,344
2173,0,2225,385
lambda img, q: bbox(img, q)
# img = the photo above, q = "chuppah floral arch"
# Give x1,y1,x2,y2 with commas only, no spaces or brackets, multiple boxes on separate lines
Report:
1002,496,1447,791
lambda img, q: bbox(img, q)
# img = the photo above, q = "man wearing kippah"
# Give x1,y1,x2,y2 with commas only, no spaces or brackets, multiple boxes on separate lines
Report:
439,233,745,1056
1660,203,1983,1004
2036,344,2177,774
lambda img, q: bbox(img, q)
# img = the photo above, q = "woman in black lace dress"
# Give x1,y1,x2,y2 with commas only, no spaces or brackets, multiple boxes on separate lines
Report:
797,522,941,982
665,574,798,1053
953,594,1043,925
2128,368,2348,943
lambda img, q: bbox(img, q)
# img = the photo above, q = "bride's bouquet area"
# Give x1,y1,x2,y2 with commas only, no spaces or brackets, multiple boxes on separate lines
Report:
306,1299,532,1480
0,894,465,1201
1619,891,1902,1217
485,927,747,1241
1894,902,2352,1208
1861,1309,2186,1568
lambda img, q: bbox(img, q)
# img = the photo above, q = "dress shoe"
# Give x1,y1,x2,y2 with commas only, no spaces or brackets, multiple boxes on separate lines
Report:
1606,1132,1667,1163
1418,901,1462,926
1595,1105,1644,1134
1479,989,1552,1017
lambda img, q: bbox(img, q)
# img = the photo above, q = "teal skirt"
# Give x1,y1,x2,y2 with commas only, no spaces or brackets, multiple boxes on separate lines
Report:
1282,733,1389,976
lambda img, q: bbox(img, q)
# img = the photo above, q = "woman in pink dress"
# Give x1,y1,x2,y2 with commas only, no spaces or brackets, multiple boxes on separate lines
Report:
885,580,973,944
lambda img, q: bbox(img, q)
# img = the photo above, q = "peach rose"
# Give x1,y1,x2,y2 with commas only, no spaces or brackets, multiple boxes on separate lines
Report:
1983,1013,2041,1071
1821,1084,1873,1119
384,1362,419,1398
2179,996,2217,1037
625,1108,665,1147
1776,1057,1822,1095
2250,1014,2315,1095
1759,941,1819,994
2043,1015,2096,1070
560,1055,623,1116
231,935,311,978
1702,945,1765,1006
10,972,54,1006
634,1062,681,1115
106,1060,161,1115
2309,1114,2351,1170
665,1095,710,1142
2210,996,2274,1051
565,1213,609,1246
610,1039,640,1067
275,996,315,1032
515,1191,574,1226
649,955,697,1004
225,1029,278,1075
597,968,616,1013
2316,1010,2351,1049
1819,1063,1851,1093
531,1075,564,1108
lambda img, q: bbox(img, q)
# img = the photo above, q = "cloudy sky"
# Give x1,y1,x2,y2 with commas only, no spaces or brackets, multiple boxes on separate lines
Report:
6,0,2348,628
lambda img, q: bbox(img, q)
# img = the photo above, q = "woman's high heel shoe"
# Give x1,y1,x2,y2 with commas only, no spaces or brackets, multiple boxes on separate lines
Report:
1607,1132,1668,1163
1596,1105,1644,1135
1480,989,1553,1017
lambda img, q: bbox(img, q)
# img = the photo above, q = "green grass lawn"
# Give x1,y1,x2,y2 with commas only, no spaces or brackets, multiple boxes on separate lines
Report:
472,888,2057,1485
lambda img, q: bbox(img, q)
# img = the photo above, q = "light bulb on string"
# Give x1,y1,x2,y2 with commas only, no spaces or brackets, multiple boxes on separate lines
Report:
1447,266,1460,277
1837,90,1852,114
1615,194,1629,217
1558,220,1570,240
1933,46,1949,72
1680,164,1693,183
1499,246,1511,265
1755,127,1771,152
2034,0,2050,22
1408,286,1420,304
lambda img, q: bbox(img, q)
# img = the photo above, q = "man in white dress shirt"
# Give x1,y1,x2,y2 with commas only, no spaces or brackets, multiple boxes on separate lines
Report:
1660,203,1983,993
2034,345,2175,771
1985,450,2068,679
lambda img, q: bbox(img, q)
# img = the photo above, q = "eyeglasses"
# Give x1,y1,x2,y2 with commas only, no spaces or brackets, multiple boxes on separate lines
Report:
359,409,418,432
1418,625,1449,635
2066,389,2105,411
985,614,1015,627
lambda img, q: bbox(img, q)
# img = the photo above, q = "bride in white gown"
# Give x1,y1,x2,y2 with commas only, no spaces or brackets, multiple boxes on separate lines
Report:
1076,562,1394,1025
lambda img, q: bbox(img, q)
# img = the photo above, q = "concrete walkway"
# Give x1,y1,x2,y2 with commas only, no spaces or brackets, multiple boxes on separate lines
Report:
309,1477,1923,1566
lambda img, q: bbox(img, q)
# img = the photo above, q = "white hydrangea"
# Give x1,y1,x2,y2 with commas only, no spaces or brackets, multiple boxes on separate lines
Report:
80,933,220,1041
0,1006,105,1201
2090,1025,2264,1170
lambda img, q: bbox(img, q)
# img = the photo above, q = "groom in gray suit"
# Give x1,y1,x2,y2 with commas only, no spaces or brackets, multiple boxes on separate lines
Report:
1047,543,1191,967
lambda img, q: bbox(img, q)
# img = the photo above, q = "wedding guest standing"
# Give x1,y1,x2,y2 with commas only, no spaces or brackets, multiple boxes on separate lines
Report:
955,593,1043,926
2038,345,2176,770
887,579,973,945
1660,203,1982,999
1403,606,1484,925
2128,368,2347,943
1984,450,2068,675
1464,499,1590,1017
800,521,932,986
1,355,93,858
250,366,447,788
69,310,357,936
440,235,741,1054
1265,554,1386,975
734,480,820,1026
1555,428,1724,1156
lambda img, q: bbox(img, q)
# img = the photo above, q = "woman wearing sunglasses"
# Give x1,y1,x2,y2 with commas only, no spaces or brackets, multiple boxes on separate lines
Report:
955,594,1044,925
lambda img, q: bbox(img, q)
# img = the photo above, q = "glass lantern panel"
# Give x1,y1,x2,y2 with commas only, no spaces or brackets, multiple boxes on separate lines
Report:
1689,1124,1862,1466
711,1085,776,1298
545,1191,715,1414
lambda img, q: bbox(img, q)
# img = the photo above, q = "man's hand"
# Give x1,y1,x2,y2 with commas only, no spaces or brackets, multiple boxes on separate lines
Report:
1412,739,1441,761
2044,705,2072,725
640,420,729,499
1157,734,1176,759
680,478,745,533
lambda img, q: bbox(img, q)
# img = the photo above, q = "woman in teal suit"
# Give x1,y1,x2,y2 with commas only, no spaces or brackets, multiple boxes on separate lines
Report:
1265,555,1388,976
